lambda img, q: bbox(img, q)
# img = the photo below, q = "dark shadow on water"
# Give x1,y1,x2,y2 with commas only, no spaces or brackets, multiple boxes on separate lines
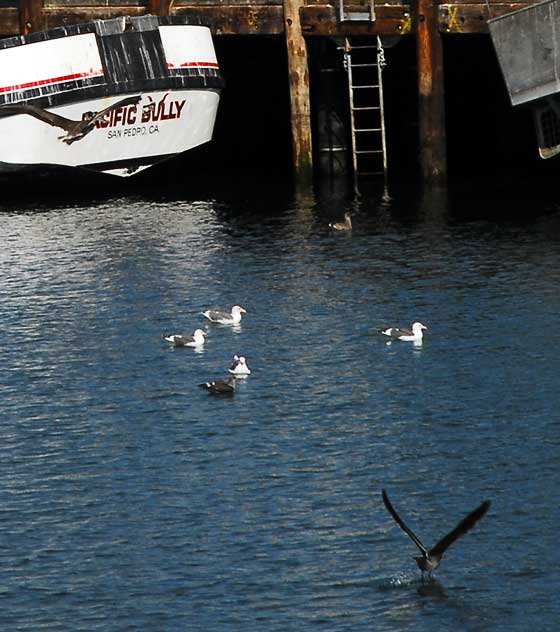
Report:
3,159,560,226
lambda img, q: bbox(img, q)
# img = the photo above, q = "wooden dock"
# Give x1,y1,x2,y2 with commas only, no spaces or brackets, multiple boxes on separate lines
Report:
0,1,546,186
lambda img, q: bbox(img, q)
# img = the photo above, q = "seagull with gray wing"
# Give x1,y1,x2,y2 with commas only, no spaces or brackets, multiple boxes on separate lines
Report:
381,489,490,581
0,95,141,144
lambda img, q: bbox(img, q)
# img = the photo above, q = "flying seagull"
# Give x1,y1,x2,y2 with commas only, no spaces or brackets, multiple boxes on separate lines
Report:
201,305,247,325
0,95,141,144
163,329,207,347
381,489,491,580
379,322,427,342
329,212,352,231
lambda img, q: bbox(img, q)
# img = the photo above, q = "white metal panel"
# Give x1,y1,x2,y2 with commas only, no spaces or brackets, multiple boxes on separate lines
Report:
0,34,103,95
159,25,218,68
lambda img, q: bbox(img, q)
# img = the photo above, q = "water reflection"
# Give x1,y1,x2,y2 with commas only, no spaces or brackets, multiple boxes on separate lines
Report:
1,176,559,631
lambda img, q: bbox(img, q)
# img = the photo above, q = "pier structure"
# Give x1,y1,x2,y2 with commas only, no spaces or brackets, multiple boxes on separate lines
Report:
0,1,544,185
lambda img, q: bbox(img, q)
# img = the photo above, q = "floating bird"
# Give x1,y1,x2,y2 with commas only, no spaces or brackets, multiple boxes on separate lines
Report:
381,489,491,581
201,305,247,325
379,322,427,342
329,212,352,231
163,328,207,347
198,377,236,395
228,354,251,376
0,95,141,144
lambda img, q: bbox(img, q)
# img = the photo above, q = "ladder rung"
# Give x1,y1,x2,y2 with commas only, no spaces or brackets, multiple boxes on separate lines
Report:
350,63,377,68
348,45,378,50
351,106,380,111
352,85,379,89
356,150,383,154
341,12,374,21
354,128,382,132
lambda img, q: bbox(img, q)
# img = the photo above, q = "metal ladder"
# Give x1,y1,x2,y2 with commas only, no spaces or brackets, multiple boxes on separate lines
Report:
338,0,376,22
342,37,388,182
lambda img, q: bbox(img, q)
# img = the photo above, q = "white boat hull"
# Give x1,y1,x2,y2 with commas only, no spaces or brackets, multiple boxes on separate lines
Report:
0,89,219,177
0,18,223,178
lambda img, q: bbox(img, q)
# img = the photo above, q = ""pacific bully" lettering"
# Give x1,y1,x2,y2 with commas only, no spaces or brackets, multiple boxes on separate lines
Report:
93,93,186,129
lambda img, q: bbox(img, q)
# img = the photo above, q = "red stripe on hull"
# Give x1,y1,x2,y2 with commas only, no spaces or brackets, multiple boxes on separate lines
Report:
167,62,220,69
0,70,104,94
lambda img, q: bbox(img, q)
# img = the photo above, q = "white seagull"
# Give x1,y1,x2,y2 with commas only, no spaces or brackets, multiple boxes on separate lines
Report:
164,328,207,347
228,355,251,376
379,322,428,342
201,305,247,325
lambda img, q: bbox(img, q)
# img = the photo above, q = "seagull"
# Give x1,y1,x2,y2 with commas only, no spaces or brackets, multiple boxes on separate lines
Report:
201,305,247,325
329,212,352,231
0,95,141,144
381,489,491,581
163,329,207,347
198,377,236,395
228,355,251,376
379,322,427,342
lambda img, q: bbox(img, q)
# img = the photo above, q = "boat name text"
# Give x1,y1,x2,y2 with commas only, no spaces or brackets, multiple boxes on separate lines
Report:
92,93,186,130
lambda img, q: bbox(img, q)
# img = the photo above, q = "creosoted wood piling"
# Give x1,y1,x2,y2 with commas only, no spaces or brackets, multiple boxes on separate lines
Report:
20,0,44,35
283,0,314,183
416,0,447,187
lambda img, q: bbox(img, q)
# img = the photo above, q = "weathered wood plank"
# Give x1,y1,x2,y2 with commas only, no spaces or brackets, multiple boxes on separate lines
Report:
174,6,284,34
300,5,412,35
439,4,533,32
44,1,145,6
40,6,145,29
0,7,19,35
175,0,283,5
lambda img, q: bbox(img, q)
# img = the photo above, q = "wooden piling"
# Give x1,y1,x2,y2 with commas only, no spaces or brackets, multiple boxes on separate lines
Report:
20,0,44,35
148,0,173,17
283,0,314,183
415,0,447,187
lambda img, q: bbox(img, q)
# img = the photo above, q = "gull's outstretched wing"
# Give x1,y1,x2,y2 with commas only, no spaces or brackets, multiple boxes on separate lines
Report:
89,95,142,125
429,500,491,557
0,103,76,131
382,489,428,556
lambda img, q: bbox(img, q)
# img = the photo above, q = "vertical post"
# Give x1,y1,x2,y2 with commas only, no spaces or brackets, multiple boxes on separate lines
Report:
20,0,44,35
148,0,173,16
415,0,447,187
283,0,314,184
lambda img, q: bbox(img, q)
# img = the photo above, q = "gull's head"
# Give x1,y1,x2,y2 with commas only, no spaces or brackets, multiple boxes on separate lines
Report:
232,305,247,314
194,329,207,338
412,322,427,332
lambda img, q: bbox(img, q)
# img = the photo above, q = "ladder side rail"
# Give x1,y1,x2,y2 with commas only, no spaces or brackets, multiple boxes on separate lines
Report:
344,39,359,177
376,36,389,182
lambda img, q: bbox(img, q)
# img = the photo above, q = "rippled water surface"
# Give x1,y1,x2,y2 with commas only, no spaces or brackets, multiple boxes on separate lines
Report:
1,176,560,631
